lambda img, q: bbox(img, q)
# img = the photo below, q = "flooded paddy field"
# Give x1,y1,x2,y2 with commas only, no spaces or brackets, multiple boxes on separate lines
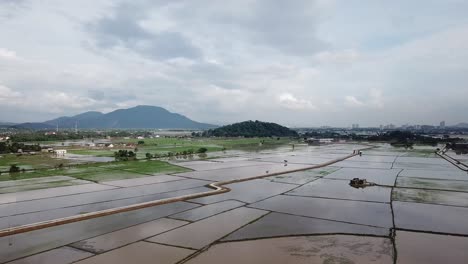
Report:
1,143,468,263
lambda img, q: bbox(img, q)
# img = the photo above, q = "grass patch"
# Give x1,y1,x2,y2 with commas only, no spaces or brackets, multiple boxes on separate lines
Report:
114,137,294,158
0,160,190,182
0,153,74,171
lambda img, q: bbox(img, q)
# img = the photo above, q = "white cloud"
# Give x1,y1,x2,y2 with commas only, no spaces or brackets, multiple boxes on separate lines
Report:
369,88,384,108
0,1,467,126
344,95,364,107
0,84,21,101
315,49,360,64
0,48,17,59
278,93,316,110
344,89,384,109
200,85,253,113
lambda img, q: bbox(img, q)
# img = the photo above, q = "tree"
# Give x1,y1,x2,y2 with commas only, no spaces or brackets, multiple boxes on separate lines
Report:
145,153,153,159
114,150,136,161
9,164,20,173
138,140,145,145
197,147,208,153
0,142,7,153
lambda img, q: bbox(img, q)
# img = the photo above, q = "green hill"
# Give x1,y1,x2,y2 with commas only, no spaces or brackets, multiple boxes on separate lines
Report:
203,120,298,137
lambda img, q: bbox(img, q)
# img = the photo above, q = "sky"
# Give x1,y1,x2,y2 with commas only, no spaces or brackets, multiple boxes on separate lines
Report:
1,0,468,127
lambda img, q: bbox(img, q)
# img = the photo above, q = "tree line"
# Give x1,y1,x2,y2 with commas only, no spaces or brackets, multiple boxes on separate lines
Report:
0,142,42,154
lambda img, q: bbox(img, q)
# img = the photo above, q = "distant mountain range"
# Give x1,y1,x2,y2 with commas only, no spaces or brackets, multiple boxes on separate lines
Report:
0,122,17,128
454,123,468,128
10,105,216,129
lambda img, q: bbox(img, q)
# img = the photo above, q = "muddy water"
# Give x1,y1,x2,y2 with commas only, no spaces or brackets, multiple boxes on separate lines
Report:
186,235,393,264
396,231,468,264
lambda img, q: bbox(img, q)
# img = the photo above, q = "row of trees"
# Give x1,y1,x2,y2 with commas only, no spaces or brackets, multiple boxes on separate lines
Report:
145,147,208,159
303,130,464,146
0,142,42,154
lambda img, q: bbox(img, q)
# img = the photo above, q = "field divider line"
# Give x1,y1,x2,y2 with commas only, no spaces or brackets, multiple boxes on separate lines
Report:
0,145,375,238
436,148,468,172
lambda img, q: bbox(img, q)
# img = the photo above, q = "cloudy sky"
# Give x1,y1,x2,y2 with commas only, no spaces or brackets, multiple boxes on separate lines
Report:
1,0,468,127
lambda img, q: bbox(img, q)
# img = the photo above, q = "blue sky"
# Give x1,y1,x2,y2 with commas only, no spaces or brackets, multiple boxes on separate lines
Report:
1,0,467,127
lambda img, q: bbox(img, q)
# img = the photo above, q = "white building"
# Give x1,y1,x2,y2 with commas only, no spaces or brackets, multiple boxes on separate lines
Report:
54,149,67,156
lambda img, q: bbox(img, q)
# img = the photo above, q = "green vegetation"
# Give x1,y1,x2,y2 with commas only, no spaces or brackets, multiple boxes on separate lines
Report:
0,136,294,182
202,120,298,137
0,153,75,172
197,147,208,153
0,159,190,182
302,130,464,147
0,142,42,153
114,137,293,159
9,164,20,173
114,150,136,161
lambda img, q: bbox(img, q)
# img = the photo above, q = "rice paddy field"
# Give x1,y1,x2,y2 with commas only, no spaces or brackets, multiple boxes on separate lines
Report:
0,137,293,183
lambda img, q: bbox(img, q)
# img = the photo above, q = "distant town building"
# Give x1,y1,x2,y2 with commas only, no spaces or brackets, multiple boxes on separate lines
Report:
440,121,446,129
351,124,359,129
41,148,54,153
306,138,335,145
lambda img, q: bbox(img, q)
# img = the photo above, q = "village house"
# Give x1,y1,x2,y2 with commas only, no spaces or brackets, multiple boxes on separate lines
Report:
54,149,67,156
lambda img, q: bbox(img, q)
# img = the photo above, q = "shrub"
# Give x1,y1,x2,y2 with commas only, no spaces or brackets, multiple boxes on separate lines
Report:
9,164,20,173
197,147,208,153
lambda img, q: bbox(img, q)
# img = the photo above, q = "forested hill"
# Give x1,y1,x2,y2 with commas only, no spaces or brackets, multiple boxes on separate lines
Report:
203,120,298,137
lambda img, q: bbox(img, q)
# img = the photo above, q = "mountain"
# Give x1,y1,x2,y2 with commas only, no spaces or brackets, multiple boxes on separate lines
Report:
14,105,216,129
0,122,17,128
204,120,298,137
10,122,55,129
44,111,104,128
453,123,468,128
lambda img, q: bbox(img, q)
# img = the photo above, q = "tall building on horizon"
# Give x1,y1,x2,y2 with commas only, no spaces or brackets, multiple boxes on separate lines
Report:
440,121,446,129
